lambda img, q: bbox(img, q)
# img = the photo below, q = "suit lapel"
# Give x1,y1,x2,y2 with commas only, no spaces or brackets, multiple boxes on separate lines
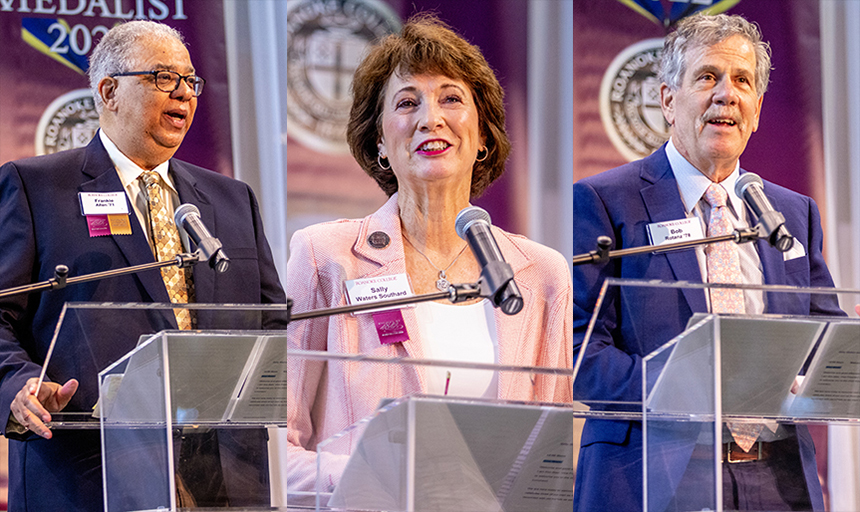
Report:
171,163,215,303
78,137,171,305
749,188,786,311
640,150,708,313
352,195,428,388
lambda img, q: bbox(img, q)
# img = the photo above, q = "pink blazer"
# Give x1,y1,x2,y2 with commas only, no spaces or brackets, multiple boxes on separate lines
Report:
285,194,573,492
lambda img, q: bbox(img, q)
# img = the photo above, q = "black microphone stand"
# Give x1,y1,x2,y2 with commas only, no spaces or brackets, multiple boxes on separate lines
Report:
4,249,495,412
571,226,762,266
0,252,202,300
0,253,487,322
289,281,485,322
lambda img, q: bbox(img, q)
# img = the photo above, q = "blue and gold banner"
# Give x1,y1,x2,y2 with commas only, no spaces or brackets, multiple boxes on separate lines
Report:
21,17,95,74
0,0,233,178
617,0,740,27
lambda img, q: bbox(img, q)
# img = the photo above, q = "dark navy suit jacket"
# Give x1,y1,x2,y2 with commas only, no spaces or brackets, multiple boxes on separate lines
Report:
0,135,286,511
571,146,843,512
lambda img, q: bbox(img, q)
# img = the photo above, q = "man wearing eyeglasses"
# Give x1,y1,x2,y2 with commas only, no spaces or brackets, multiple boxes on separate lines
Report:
0,21,286,511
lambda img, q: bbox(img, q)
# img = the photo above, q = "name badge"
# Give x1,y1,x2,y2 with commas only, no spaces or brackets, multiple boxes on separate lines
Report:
345,274,414,345
647,217,704,246
79,192,129,215
344,274,413,313
78,192,132,236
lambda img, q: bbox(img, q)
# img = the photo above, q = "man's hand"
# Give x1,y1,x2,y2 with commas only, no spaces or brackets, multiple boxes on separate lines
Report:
855,304,859,316
10,378,78,439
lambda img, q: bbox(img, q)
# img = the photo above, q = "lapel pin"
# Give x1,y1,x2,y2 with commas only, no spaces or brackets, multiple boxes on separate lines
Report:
367,231,390,249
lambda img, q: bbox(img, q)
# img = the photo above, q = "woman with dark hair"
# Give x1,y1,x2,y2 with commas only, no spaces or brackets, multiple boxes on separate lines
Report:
285,14,572,492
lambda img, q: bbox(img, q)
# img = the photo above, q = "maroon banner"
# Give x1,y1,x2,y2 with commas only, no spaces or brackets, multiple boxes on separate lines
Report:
0,0,233,176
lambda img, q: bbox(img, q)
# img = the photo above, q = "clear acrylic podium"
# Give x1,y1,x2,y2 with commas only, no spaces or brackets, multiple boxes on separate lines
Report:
42,302,573,512
99,329,288,511
317,395,573,512
572,279,860,512
43,302,289,512
288,353,574,512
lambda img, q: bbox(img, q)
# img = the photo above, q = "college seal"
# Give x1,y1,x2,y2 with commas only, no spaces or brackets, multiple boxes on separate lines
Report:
599,39,670,162
35,89,99,156
286,0,400,154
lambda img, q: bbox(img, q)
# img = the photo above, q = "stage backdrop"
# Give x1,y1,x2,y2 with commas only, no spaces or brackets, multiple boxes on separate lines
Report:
573,0,825,204
571,0,831,501
0,0,233,176
284,0,529,235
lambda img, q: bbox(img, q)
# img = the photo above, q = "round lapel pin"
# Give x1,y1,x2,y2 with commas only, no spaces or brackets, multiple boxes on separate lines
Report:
367,231,390,249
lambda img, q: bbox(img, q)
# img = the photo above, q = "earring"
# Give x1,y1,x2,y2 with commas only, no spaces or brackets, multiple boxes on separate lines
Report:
377,154,391,170
476,146,488,162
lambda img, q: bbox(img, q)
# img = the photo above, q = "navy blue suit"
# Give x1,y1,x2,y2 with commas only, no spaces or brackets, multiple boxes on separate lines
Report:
0,136,286,511
571,146,843,512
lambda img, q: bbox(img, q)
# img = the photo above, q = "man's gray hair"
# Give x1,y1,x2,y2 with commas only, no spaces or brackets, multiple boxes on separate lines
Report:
659,14,771,97
88,21,185,113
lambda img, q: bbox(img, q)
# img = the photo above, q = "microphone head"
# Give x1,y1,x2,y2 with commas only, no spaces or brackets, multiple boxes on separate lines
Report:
455,206,491,240
174,203,200,227
735,172,763,197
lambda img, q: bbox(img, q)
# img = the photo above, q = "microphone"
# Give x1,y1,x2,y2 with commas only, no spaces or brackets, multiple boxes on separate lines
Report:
174,204,230,273
455,206,523,315
735,173,794,252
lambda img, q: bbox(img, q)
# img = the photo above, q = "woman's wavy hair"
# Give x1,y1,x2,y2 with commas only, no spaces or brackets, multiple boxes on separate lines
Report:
347,13,511,198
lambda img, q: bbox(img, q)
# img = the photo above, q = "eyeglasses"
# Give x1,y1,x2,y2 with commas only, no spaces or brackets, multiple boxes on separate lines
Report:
110,70,205,97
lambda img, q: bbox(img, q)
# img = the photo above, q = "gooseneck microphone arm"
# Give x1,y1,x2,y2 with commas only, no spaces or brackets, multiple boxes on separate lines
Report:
289,282,483,322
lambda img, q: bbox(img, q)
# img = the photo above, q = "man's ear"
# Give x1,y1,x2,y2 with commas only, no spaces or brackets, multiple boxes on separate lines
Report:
751,94,764,133
660,83,675,126
98,77,119,111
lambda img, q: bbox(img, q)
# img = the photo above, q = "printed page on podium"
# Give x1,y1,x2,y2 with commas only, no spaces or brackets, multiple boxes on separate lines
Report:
791,320,860,418
223,333,289,422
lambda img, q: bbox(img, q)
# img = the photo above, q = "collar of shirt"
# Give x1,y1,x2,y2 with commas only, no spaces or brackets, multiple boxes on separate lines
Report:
98,129,186,253
665,138,764,314
99,129,175,193
666,138,746,221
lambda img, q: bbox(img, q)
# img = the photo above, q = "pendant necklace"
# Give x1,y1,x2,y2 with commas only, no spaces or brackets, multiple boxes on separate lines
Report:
403,235,469,292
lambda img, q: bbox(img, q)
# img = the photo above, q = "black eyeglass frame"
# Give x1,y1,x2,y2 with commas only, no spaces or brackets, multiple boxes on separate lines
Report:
110,70,205,96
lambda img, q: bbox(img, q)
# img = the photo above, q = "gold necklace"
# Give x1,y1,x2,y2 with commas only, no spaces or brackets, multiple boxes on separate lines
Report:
403,235,469,291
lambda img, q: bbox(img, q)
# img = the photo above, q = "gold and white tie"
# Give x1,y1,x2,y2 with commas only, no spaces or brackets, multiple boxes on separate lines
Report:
140,171,194,330
704,183,762,452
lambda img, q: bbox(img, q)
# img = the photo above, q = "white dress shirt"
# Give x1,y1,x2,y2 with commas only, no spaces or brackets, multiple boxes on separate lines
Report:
666,138,765,315
414,300,500,399
99,130,186,255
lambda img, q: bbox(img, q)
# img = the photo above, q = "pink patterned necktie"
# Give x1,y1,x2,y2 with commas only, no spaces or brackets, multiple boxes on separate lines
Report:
703,182,762,452
140,171,195,330
703,183,744,314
